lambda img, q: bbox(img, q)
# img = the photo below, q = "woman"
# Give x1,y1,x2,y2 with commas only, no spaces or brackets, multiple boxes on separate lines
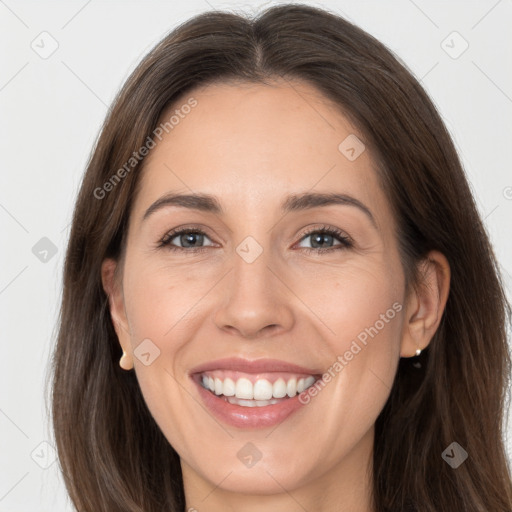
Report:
50,4,512,511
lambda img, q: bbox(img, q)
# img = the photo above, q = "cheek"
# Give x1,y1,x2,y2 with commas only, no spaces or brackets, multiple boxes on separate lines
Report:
293,257,403,342
120,262,195,451
122,258,208,342
297,259,404,400
287,262,404,472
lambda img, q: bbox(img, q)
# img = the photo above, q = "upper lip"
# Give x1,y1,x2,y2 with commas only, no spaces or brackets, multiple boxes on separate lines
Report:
189,357,323,376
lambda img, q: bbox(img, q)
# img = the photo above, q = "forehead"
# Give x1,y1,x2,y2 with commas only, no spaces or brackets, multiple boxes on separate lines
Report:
133,80,391,227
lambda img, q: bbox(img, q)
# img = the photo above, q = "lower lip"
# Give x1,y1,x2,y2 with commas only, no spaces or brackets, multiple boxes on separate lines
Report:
192,376,309,429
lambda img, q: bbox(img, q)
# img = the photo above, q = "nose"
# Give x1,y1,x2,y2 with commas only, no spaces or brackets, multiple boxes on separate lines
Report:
213,245,295,340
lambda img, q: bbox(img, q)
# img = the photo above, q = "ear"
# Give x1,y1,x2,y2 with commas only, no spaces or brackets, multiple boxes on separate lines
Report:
400,250,451,357
101,258,133,370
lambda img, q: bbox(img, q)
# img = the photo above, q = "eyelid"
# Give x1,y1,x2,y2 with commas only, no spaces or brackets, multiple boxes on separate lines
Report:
296,224,352,242
294,224,353,251
158,224,217,247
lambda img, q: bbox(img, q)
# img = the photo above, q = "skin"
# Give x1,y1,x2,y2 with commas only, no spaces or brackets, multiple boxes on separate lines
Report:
101,80,450,512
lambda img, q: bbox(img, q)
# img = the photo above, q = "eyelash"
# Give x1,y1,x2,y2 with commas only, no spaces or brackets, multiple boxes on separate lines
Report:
157,224,353,255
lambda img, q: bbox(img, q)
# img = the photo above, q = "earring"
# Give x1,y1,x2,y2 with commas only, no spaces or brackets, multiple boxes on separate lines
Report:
119,350,134,371
412,347,423,368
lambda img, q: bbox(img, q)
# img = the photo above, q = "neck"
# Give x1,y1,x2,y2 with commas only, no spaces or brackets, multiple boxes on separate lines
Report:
181,427,375,512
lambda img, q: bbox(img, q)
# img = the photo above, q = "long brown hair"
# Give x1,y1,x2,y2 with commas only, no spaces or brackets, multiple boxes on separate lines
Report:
48,4,512,511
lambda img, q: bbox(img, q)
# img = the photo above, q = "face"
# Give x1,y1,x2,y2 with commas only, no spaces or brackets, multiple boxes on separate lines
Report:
104,80,411,499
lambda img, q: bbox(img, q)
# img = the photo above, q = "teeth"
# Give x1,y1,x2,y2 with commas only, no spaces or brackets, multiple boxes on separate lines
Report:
272,378,287,398
200,373,317,400
214,377,223,395
304,376,315,388
253,379,273,400
226,396,283,407
286,378,297,397
235,377,254,399
223,377,235,396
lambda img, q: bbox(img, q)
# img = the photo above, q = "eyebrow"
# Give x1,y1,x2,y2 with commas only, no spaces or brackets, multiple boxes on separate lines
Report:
142,191,377,228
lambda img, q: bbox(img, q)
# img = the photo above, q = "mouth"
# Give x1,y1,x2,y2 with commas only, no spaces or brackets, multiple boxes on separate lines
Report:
198,371,317,406
189,358,322,429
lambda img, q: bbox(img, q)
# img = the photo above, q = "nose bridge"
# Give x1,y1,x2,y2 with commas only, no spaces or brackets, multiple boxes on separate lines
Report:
213,233,294,338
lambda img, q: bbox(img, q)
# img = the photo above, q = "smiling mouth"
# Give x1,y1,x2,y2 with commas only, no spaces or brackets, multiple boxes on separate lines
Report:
197,370,318,407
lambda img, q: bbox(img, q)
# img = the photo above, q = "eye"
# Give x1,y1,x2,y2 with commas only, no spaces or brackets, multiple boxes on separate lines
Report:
158,227,214,253
296,225,353,253
157,224,353,254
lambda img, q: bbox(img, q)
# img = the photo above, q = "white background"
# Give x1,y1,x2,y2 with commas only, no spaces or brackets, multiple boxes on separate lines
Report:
1,0,511,510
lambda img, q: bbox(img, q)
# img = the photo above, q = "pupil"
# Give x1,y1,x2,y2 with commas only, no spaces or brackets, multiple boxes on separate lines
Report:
182,233,202,247
312,233,333,248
